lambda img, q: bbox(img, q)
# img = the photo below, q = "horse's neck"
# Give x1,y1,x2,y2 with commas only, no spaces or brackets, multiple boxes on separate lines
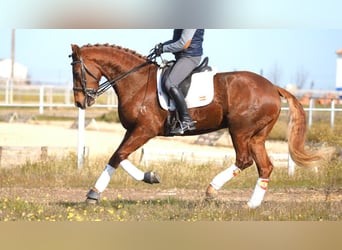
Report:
98,50,152,104
96,50,143,80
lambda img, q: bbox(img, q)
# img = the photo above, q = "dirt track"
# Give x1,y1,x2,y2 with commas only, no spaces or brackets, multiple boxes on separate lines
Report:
0,120,289,159
1,187,341,204
3,120,335,205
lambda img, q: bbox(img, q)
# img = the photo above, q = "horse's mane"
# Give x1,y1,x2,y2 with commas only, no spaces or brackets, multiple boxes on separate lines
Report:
81,43,147,60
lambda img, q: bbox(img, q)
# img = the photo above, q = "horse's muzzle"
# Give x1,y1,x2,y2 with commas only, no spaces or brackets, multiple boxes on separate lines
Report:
75,100,86,109
75,96,95,109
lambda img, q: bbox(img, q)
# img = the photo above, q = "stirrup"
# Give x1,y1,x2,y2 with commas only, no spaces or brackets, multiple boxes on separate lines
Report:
171,120,197,135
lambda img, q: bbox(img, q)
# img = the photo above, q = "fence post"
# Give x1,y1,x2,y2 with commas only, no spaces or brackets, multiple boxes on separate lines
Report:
77,108,86,169
0,146,2,167
288,154,295,176
5,79,9,104
48,87,53,111
39,85,44,114
40,146,48,161
308,98,313,128
331,99,335,129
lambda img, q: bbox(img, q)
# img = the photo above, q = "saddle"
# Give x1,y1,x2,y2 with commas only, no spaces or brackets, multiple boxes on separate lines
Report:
161,57,212,98
157,57,216,136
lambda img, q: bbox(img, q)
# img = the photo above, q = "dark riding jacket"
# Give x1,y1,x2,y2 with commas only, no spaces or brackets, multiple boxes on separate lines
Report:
163,29,204,58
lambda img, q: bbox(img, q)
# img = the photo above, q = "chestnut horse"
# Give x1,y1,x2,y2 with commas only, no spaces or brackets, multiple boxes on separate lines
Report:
70,44,321,208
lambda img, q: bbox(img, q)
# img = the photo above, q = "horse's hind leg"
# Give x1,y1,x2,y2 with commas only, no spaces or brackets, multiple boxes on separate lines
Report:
206,132,254,198
247,121,277,208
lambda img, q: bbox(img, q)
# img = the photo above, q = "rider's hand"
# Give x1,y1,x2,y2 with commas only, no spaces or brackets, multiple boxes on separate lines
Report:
154,43,163,57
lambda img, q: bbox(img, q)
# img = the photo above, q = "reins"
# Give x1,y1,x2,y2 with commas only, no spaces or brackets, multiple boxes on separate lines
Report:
96,58,156,96
71,52,158,99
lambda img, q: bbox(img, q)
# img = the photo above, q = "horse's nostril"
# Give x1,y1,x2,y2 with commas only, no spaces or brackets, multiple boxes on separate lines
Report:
75,101,84,109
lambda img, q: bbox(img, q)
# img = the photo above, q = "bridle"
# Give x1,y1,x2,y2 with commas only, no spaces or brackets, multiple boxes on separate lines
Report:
71,57,99,99
70,53,158,99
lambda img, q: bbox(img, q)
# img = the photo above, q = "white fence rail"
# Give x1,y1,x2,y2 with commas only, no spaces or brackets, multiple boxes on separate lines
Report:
1,84,341,173
281,99,342,129
1,85,342,122
0,84,118,113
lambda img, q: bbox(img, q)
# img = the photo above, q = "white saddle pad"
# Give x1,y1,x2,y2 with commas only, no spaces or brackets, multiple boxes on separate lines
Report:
157,68,216,111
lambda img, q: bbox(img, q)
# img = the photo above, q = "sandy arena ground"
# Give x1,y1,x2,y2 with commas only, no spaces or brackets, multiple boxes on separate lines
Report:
0,120,289,164
1,121,341,205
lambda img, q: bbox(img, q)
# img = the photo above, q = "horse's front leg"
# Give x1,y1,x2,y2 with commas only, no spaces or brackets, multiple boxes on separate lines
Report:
86,127,160,203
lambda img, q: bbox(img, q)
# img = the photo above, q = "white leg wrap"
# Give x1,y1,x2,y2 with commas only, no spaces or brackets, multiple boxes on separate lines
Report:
120,159,144,181
210,164,241,190
247,178,269,208
94,164,115,193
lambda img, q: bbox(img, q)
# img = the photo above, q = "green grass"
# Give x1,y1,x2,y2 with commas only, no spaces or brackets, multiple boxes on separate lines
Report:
1,105,342,221
0,196,339,222
0,152,341,221
1,154,341,190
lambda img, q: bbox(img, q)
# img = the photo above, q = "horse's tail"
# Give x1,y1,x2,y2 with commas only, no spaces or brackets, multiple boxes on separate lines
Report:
277,86,322,167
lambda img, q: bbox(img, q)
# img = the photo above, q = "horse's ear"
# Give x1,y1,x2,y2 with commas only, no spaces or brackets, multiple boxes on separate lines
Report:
71,44,80,57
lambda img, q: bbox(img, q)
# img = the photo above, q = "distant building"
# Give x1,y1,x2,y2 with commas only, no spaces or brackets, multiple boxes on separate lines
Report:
285,49,342,105
0,58,28,84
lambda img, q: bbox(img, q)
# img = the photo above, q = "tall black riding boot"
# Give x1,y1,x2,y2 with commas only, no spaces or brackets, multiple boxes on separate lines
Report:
169,87,196,134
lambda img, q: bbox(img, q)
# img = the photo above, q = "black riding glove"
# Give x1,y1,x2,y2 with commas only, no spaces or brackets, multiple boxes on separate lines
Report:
154,43,163,57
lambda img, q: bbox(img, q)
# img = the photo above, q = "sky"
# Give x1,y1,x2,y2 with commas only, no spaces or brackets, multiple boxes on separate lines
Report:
1,0,342,29
0,29,341,90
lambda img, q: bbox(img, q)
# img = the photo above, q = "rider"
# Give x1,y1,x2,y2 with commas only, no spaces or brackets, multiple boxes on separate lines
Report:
153,29,205,135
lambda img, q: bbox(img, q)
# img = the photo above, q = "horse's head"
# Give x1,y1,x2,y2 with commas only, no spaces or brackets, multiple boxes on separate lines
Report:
70,44,101,109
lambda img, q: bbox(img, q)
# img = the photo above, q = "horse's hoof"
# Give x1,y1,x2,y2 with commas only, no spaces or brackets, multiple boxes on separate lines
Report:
143,171,161,184
85,189,100,204
246,201,261,209
85,198,99,205
205,185,218,200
